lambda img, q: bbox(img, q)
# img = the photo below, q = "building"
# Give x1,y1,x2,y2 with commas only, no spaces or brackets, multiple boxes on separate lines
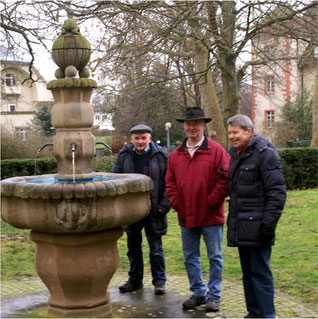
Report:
93,111,114,131
0,45,53,140
251,10,318,142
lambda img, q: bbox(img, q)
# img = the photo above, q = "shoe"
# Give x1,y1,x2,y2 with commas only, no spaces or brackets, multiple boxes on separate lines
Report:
154,285,166,295
206,297,220,312
182,295,206,309
119,281,143,292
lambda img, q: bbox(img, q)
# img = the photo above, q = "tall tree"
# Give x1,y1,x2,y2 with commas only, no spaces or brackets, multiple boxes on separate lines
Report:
112,62,185,145
2,0,317,147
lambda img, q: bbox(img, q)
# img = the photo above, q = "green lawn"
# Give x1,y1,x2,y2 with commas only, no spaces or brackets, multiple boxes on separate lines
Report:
1,189,317,304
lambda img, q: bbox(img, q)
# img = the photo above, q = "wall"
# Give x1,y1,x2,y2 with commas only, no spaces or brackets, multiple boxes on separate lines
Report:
252,36,317,140
1,61,53,136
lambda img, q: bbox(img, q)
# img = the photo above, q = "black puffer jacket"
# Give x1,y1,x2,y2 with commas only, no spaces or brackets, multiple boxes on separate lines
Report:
227,135,286,247
111,141,170,237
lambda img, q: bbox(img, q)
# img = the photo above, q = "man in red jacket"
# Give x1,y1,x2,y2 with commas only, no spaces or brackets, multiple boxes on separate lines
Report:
166,106,229,312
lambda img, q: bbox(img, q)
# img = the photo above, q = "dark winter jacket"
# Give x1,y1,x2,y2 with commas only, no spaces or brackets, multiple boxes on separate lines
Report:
227,135,286,247
111,141,170,237
165,136,230,228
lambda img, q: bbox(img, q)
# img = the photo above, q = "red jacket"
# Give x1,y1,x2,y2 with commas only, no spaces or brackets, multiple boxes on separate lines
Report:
166,136,230,228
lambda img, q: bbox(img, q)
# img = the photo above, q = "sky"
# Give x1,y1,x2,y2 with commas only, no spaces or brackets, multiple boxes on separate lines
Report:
35,50,57,82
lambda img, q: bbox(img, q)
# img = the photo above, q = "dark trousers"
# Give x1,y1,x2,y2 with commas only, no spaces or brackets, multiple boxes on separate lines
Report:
238,246,275,318
126,221,166,286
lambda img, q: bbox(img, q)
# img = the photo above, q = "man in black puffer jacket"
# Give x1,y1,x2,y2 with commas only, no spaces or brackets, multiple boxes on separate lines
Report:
227,115,286,318
111,124,170,296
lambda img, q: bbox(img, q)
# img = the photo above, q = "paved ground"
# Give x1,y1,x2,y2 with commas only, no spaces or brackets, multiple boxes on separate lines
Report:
1,272,317,318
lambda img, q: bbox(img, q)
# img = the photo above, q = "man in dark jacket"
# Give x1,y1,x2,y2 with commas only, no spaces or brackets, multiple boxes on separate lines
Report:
111,124,170,295
227,114,286,318
166,107,230,312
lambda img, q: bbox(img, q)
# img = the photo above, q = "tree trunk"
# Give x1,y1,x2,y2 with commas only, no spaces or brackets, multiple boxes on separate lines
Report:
310,65,318,147
221,65,240,121
193,40,227,147
218,1,240,122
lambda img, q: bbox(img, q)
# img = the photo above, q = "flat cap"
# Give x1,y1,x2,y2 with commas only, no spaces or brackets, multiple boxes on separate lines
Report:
130,124,152,134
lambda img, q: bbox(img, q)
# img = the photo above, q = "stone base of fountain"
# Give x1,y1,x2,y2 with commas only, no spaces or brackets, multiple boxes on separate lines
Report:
48,302,111,318
30,227,123,318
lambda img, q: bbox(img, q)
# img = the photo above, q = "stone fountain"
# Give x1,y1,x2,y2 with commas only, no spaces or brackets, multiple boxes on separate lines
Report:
1,19,152,318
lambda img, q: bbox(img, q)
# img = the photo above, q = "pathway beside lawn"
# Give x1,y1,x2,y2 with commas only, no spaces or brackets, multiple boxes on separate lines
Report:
1,272,317,318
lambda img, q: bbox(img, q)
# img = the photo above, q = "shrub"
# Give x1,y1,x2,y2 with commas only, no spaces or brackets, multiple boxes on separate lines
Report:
1,126,53,160
278,147,318,190
93,157,117,172
110,133,126,154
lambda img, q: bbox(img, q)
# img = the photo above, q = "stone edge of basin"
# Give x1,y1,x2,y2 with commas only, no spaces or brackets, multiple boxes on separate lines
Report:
0,173,153,200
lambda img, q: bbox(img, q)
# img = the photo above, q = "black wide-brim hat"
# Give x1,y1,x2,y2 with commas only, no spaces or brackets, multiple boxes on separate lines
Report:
176,106,212,123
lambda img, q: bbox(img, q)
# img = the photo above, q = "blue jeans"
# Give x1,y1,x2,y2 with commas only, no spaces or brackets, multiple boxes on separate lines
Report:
239,246,275,318
126,223,166,286
181,225,223,299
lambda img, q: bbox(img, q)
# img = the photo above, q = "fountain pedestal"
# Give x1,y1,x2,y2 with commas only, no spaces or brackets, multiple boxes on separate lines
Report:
31,228,123,318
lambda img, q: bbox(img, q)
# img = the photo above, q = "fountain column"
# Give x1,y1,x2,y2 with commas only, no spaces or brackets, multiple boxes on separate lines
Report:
48,18,96,181
51,86,95,179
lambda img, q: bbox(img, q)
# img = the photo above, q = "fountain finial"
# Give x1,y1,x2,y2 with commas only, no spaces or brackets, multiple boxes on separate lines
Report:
48,18,96,89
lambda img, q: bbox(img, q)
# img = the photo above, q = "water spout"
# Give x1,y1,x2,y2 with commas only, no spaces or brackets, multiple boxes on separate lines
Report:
71,142,77,183
35,143,53,158
34,143,54,175
95,142,113,155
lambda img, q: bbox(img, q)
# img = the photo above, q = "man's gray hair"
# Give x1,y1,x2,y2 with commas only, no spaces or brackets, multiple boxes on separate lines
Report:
227,114,254,132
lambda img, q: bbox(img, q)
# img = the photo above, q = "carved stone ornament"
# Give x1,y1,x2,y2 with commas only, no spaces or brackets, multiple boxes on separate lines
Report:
51,19,91,72
55,199,89,231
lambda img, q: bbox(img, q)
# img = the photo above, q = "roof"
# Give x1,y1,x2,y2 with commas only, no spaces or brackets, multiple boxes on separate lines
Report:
0,45,30,63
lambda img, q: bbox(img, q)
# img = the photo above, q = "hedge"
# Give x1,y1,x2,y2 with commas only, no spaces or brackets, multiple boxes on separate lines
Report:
1,148,317,190
277,147,317,190
1,157,116,180
1,158,57,180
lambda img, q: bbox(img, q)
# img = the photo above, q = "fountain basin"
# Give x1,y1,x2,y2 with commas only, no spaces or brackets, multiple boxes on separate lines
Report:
1,172,153,233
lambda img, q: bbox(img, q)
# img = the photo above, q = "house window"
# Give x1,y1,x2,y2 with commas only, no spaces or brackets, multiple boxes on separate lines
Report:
16,128,28,140
264,45,273,58
95,114,100,121
8,103,17,112
265,110,275,128
265,76,275,94
2,74,16,86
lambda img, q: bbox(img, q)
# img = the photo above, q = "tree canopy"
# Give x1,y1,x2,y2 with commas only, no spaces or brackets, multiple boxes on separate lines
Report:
2,0,317,146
